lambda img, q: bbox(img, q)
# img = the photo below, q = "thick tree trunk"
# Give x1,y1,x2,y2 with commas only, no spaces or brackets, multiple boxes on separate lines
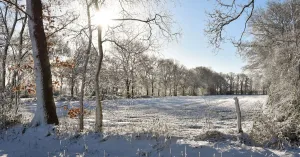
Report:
95,0,104,132
27,0,58,125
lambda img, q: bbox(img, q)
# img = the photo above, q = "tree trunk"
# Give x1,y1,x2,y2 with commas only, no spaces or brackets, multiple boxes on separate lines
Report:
244,78,248,95
75,86,78,96
151,81,154,96
146,87,149,96
79,1,92,131
165,87,167,96
173,85,177,96
95,0,104,132
240,81,243,95
9,71,17,108
131,82,134,98
10,71,17,102
1,45,9,91
229,83,232,95
70,71,75,98
27,0,58,125
60,76,63,96
126,79,130,98
193,86,197,96
14,15,27,112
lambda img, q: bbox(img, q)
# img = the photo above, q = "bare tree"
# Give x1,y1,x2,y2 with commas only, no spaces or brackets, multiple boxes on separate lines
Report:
139,55,152,96
179,67,189,96
172,61,184,96
11,14,27,111
92,0,179,132
0,0,19,91
79,0,93,131
158,59,173,96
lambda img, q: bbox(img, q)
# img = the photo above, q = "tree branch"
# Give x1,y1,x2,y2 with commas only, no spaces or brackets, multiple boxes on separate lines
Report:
206,0,255,49
46,15,79,38
0,0,32,19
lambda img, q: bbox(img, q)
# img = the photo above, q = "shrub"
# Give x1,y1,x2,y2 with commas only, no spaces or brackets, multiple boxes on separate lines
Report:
0,97,22,130
194,130,229,142
250,114,299,149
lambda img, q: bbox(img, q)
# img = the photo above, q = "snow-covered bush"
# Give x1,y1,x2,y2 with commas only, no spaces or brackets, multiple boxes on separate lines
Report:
250,114,299,149
0,96,22,130
233,0,300,146
194,130,229,142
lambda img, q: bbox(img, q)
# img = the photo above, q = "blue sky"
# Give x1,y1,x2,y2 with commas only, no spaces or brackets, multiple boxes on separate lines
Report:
161,0,266,73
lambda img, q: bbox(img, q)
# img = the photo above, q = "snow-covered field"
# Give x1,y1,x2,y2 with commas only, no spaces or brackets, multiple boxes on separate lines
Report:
1,95,299,156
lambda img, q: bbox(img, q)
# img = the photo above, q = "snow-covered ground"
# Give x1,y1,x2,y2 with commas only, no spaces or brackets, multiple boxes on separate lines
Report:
1,95,299,156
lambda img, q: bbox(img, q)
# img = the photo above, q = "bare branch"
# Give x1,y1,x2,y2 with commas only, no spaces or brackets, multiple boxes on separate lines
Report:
206,0,255,49
0,0,32,19
46,15,79,38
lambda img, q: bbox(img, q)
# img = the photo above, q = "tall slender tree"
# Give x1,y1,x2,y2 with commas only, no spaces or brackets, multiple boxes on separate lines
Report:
94,0,104,132
79,0,93,131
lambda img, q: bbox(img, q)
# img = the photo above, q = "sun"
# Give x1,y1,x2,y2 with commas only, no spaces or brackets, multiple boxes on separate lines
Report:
93,8,114,27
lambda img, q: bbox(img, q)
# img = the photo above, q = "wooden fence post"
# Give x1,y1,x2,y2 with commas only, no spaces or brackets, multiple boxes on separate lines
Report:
233,97,243,133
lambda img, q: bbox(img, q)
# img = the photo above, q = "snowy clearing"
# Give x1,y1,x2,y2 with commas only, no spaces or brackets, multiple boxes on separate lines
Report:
1,95,299,156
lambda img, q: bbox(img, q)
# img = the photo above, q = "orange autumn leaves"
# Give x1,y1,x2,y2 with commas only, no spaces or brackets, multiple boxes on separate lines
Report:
63,106,89,119
52,56,75,69
11,81,60,95
10,56,75,94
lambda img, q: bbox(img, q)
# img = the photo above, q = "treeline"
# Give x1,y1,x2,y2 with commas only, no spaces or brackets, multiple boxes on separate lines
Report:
2,37,268,99
34,39,268,98
97,57,268,98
